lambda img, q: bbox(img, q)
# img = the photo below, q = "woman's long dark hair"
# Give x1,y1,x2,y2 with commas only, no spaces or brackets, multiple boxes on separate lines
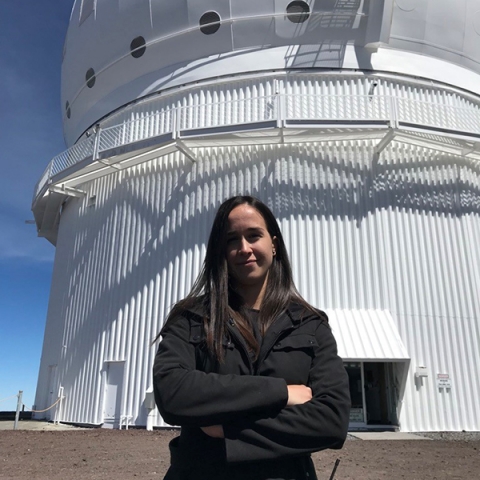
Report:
159,196,319,361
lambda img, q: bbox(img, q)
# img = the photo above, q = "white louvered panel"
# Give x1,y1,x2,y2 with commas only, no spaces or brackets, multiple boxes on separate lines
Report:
97,71,475,130
373,145,480,432
36,138,480,431
327,309,409,361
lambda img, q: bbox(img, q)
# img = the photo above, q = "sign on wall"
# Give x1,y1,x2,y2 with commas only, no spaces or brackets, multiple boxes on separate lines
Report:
349,407,364,423
437,373,451,389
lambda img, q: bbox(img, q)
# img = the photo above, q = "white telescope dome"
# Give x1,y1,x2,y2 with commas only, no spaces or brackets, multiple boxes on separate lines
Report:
34,0,480,434
62,0,480,145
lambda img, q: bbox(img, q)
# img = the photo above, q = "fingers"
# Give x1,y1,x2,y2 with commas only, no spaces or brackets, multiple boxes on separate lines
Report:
200,425,225,438
286,385,312,406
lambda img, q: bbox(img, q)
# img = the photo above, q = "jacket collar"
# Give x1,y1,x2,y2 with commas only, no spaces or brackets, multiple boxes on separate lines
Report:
285,302,316,326
182,298,314,328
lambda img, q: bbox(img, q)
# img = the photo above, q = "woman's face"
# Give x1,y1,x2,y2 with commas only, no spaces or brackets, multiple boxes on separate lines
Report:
225,204,277,291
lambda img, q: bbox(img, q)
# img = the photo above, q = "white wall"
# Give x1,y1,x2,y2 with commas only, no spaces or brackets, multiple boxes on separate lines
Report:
35,140,480,431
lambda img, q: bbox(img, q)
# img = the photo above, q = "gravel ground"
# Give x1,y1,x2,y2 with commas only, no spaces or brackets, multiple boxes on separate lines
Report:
418,431,480,441
0,428,479,479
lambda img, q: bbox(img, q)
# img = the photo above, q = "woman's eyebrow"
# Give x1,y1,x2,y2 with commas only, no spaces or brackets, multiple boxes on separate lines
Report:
227,227,264,236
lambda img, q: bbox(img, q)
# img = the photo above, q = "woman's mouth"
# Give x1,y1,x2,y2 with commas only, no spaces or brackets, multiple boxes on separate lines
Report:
239,260,256,266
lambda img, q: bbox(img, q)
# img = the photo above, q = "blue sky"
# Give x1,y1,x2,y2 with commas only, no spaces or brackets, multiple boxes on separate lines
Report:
0,1,75,411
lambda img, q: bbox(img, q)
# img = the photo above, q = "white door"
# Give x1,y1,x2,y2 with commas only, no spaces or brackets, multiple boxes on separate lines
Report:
103,362,124,428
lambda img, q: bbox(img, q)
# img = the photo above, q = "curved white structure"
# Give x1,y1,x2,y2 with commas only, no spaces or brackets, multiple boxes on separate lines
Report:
33,1,480,432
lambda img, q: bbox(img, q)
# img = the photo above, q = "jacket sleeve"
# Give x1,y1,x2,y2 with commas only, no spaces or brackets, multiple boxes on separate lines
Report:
223,321,351,463
153,314,288,427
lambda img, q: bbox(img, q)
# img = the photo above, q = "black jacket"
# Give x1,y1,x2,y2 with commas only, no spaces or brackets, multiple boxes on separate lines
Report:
153,303,350,480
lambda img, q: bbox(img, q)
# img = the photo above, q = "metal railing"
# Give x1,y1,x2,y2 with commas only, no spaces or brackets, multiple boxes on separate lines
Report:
285,94,392,121
33,93,480,202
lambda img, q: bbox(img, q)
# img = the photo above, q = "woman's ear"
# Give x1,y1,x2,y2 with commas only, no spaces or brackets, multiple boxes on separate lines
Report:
272,236,278,256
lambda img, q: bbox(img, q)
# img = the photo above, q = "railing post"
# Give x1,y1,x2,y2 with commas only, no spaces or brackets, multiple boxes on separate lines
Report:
171,109,178,140
92,124,101,160
45,159,55,187
13,391,23,430
276,93,285,129
48,159,54,180
389,96,399,129
176,106,182,137
54,386,64,425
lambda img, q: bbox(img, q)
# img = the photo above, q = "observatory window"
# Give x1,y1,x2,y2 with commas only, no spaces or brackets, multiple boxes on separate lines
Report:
88,195,96,208
79,0,95,25
199,11,221,35
86,68,96,88
65,101,71,119
286,1,310,24
130,36,146,58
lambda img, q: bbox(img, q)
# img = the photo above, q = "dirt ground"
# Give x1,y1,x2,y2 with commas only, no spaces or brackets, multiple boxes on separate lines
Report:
0,428,478,480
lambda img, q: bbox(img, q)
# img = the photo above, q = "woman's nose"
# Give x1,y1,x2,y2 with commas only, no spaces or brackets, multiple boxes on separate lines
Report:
238,237,251,254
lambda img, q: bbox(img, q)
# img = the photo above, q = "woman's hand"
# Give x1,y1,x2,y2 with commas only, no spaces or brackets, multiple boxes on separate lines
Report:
286,385,312,406
201,425,225,438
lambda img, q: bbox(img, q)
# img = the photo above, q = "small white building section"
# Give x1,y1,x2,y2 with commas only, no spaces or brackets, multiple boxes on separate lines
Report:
33,0,480,431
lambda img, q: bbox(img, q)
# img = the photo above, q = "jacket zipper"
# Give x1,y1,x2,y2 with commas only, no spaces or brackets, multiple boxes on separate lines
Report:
227,311,307,375
255,328,293,374
226,318,254,375
255,311,300,372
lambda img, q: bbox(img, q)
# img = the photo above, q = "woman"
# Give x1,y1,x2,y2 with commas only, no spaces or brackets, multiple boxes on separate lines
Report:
153,196,350,480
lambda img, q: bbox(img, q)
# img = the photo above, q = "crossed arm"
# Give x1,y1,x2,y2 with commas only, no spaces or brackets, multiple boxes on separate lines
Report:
201,384,313,438
153,317,350,462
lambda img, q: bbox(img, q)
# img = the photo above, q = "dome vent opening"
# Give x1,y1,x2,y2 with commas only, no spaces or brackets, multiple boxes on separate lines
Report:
286,1,310,24
85,68,96,88
130,36,146,58
199,11,221,35
65,101,71,119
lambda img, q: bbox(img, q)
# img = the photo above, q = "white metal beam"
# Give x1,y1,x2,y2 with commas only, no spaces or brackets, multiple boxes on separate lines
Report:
396,131,480,161
374,128,396,154
176,140,197,163
461,143,478,156
56,142,178,190
98,159,122,170
49,185,86,198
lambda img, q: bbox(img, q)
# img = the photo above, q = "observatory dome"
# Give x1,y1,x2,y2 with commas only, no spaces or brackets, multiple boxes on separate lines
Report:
34,1,480,433
63,0,480,146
